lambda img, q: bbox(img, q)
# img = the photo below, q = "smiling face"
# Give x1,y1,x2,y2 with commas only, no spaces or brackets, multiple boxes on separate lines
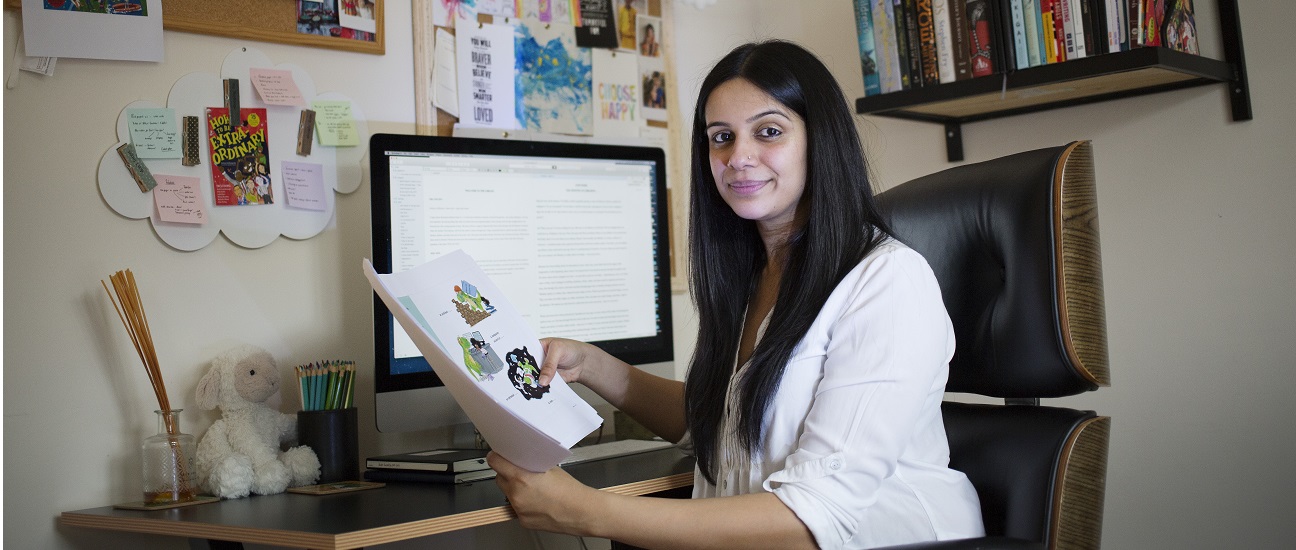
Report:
704,78,808,237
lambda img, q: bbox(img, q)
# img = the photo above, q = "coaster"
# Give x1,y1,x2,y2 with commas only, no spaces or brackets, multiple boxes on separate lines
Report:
113,495,220,511
287,481,385,495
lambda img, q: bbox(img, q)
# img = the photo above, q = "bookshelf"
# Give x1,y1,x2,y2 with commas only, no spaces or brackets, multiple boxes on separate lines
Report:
855,0,1250,162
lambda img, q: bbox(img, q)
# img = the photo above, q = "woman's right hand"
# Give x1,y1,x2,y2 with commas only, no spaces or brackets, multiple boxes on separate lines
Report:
538,337,603,388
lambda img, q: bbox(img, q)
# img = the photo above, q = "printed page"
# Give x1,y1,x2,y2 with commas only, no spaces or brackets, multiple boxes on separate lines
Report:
363,251,603,472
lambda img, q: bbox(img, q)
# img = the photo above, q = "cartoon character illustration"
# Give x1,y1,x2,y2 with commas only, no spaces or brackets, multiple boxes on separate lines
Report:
505,346,549,400
452,280,495,326
457,331,505,381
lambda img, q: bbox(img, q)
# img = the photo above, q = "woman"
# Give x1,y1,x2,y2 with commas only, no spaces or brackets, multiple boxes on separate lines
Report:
640,23,660,57
488,40,985,549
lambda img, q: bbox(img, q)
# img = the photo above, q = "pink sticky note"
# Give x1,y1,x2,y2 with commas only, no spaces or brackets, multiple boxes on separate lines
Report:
153,174,208,224
282,161,327,211
249,68,307,106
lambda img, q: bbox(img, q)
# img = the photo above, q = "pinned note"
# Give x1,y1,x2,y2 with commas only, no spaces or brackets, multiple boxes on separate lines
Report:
126,108,182,159
153,174,207,224
281,161,327,211
311,100,360,147
249,68,308,106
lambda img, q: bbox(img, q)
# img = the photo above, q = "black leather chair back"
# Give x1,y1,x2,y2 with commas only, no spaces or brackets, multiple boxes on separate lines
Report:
878,142,1110,550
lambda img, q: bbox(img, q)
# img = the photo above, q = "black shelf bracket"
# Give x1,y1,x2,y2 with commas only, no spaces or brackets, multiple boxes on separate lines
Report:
1217,0,1251,121
944,122,964,163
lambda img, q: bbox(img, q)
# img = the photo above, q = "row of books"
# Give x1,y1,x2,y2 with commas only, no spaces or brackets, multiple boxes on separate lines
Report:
853,0,1201,95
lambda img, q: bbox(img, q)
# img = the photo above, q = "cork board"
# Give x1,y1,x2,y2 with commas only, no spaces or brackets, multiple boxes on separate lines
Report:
5,0,385,55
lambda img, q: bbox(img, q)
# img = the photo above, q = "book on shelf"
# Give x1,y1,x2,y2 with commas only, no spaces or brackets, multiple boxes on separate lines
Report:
1022,0,1044,67
901,0,927,87
949,0,973,79
892,0,915,89
914,0,940,85
1009,0,1030,70
1141,0,1166,47
366,448,490,473
363,468,498,484
932,0,957,83
1162,0,1198,54
1080,0,1100,56
852,0,884,96
966,0,995,77
872,0,904,92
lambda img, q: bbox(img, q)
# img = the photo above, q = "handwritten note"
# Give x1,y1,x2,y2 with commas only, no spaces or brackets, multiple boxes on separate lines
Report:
127,108,181,159
311,100,360,147
249,68,307,106
281,161,327,211
153,174,207,224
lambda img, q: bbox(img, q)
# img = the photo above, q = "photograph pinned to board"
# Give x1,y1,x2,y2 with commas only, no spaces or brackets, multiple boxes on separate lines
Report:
339,0,379,34
614,0,644,50
516,19,593,135
21,0,162,61
298,0,378,42
639,54,666,122
636,14,660,57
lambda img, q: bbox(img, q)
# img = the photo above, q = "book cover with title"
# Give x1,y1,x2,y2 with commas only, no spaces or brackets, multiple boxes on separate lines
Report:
206,107,272,206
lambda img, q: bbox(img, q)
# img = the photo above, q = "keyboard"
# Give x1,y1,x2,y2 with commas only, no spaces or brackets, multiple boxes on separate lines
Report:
559,438,677,466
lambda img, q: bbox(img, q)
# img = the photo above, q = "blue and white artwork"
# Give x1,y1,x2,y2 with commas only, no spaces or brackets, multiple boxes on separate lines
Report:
515,21,593,135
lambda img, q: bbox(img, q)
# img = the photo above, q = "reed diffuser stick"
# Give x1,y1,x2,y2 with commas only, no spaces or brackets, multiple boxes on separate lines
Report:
102,269,195,501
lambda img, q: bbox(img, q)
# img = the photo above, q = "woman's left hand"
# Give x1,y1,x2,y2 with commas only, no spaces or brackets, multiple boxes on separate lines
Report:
488,451,604,536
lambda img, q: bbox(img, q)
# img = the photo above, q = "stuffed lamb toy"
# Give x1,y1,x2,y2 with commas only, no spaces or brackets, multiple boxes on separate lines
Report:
193,345,320,498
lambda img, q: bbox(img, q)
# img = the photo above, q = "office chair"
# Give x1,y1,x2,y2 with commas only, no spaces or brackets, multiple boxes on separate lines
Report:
877,141,1111,550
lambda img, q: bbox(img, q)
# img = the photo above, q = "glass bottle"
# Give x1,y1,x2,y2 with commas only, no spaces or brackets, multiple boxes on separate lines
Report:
141,409,198,504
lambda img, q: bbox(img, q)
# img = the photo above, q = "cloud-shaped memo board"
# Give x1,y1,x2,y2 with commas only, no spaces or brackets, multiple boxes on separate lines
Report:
97,47,367,251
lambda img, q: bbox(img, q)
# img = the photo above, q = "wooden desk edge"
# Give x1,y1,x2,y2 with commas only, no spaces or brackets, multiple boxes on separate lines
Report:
60,472,695,550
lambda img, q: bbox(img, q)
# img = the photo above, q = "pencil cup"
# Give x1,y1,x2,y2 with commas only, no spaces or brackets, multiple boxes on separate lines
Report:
297,407,359,483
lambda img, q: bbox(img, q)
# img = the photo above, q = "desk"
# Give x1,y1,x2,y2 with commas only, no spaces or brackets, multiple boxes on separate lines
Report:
61,448,695,549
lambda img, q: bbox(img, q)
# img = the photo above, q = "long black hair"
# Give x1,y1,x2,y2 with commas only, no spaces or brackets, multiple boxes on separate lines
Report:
685,40,892,485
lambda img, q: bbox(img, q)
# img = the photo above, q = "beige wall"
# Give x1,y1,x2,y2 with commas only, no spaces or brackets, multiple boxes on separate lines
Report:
5,1,1295,548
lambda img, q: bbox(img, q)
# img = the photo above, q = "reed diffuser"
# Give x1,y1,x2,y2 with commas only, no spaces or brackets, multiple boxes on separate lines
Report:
102,269,197,504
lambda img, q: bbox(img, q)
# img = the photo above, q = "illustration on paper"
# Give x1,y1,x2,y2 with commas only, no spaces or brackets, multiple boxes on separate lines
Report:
44,0,148,15
453,279,496,326
506,346,549,400
515,22,593,135
458,331,506,381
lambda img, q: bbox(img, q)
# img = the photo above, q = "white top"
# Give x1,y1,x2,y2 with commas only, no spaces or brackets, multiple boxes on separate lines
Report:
692,240,985,549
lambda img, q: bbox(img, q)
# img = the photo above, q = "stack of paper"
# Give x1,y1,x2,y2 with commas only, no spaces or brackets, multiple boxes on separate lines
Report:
362,250,603,472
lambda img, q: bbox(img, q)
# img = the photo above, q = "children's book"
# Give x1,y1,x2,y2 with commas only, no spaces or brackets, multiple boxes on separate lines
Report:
1162,0,1197,54
363,251,603,473
205,107,272,207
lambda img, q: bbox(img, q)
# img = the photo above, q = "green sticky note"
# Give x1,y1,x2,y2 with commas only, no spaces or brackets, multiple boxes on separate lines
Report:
126,108,182,159
310,100,360,147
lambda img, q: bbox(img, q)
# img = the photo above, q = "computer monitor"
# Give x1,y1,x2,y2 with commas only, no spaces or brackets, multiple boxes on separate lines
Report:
369,134,674,433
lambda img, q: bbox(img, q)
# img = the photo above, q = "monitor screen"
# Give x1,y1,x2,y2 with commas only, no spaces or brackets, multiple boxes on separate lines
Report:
369,134,673,433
